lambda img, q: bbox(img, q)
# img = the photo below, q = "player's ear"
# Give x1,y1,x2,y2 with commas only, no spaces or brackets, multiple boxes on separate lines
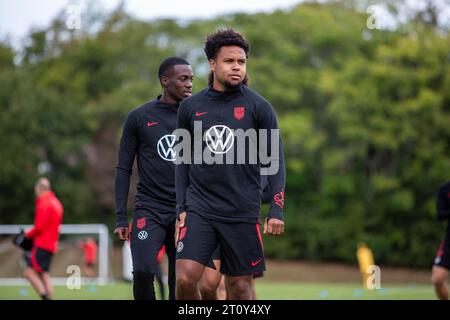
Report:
209,59,216,72
160,75,169,88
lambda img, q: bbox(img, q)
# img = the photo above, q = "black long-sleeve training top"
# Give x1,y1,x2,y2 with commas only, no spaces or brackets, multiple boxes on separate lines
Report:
437,182,450,232
115,97,179,228
176,84,286,223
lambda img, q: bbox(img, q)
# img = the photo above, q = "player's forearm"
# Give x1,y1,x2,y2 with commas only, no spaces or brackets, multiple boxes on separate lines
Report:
25,227,38,238
437,208,450,220
114,111,138,228
266,140,286,221
437,192,450,220
114,166,132,228
175,103,190,219
26,222,46,238
175,163,189,219
260,175,272,205
27,209,48,238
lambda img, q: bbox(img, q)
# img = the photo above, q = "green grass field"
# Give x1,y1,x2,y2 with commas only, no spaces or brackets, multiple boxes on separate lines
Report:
0,281,436,300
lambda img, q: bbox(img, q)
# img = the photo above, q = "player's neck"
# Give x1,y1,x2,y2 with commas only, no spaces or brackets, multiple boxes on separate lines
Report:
212,80,226,92
160,92,178,105
212,80,241,93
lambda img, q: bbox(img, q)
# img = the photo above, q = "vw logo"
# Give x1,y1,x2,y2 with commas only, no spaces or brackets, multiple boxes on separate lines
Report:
205,125,234,154
157,134,176,161
138,231,148,240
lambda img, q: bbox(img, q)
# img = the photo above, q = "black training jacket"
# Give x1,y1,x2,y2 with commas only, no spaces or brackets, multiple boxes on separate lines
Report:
176,84,286,223
115,98,179,228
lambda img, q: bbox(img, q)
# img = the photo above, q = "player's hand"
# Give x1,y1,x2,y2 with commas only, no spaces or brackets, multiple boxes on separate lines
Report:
175,211,187,246
114,227,129,241
263,218,284,236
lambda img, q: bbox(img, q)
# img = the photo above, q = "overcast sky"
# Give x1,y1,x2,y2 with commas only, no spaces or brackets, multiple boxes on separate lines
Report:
1,0,449,49
0,0,302,44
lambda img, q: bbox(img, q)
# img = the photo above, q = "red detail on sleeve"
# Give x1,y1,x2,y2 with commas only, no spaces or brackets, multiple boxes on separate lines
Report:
274,191,285,209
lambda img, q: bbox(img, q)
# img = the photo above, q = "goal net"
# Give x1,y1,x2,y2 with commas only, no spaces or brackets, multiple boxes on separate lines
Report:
0,224,110,285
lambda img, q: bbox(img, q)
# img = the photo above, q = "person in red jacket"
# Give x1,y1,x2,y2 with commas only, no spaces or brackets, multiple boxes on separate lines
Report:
23,177,63,300
81,237,98,278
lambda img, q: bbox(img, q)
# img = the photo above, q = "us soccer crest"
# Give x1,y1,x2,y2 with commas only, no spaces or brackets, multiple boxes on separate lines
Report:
234,106,245,120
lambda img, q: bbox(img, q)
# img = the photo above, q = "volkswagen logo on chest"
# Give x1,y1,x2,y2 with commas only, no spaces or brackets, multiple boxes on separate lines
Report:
205,125,234,154
157,134,176,161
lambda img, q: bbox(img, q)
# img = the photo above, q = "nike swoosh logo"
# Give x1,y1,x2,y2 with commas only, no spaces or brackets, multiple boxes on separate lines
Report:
147,122,159,127
251,259,262,267
195,111,208,117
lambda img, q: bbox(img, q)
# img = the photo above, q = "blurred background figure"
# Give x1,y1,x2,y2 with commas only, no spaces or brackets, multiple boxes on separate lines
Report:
122,234,133,282
81,236,98,278
23,178,63,300
357,242,375,290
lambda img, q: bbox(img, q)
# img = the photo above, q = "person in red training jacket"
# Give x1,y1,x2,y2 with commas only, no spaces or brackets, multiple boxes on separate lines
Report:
24,177,63,300
81,237,98,278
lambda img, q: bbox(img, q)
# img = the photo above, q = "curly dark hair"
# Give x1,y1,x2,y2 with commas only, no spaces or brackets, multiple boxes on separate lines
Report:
203,28,250,61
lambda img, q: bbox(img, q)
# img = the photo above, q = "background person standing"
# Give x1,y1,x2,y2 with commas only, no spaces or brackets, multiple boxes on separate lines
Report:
23,177,63,300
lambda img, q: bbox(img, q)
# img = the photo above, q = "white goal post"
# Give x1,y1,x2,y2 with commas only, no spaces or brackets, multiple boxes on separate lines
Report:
0,224,110,285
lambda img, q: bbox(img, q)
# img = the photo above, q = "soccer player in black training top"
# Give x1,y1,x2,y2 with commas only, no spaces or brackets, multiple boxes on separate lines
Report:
174,29,286,300
431,181,450,300
114,57,193,300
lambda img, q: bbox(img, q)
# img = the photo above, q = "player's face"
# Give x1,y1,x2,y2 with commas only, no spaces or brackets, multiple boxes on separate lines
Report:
164,64,193,102
210,46,247,90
